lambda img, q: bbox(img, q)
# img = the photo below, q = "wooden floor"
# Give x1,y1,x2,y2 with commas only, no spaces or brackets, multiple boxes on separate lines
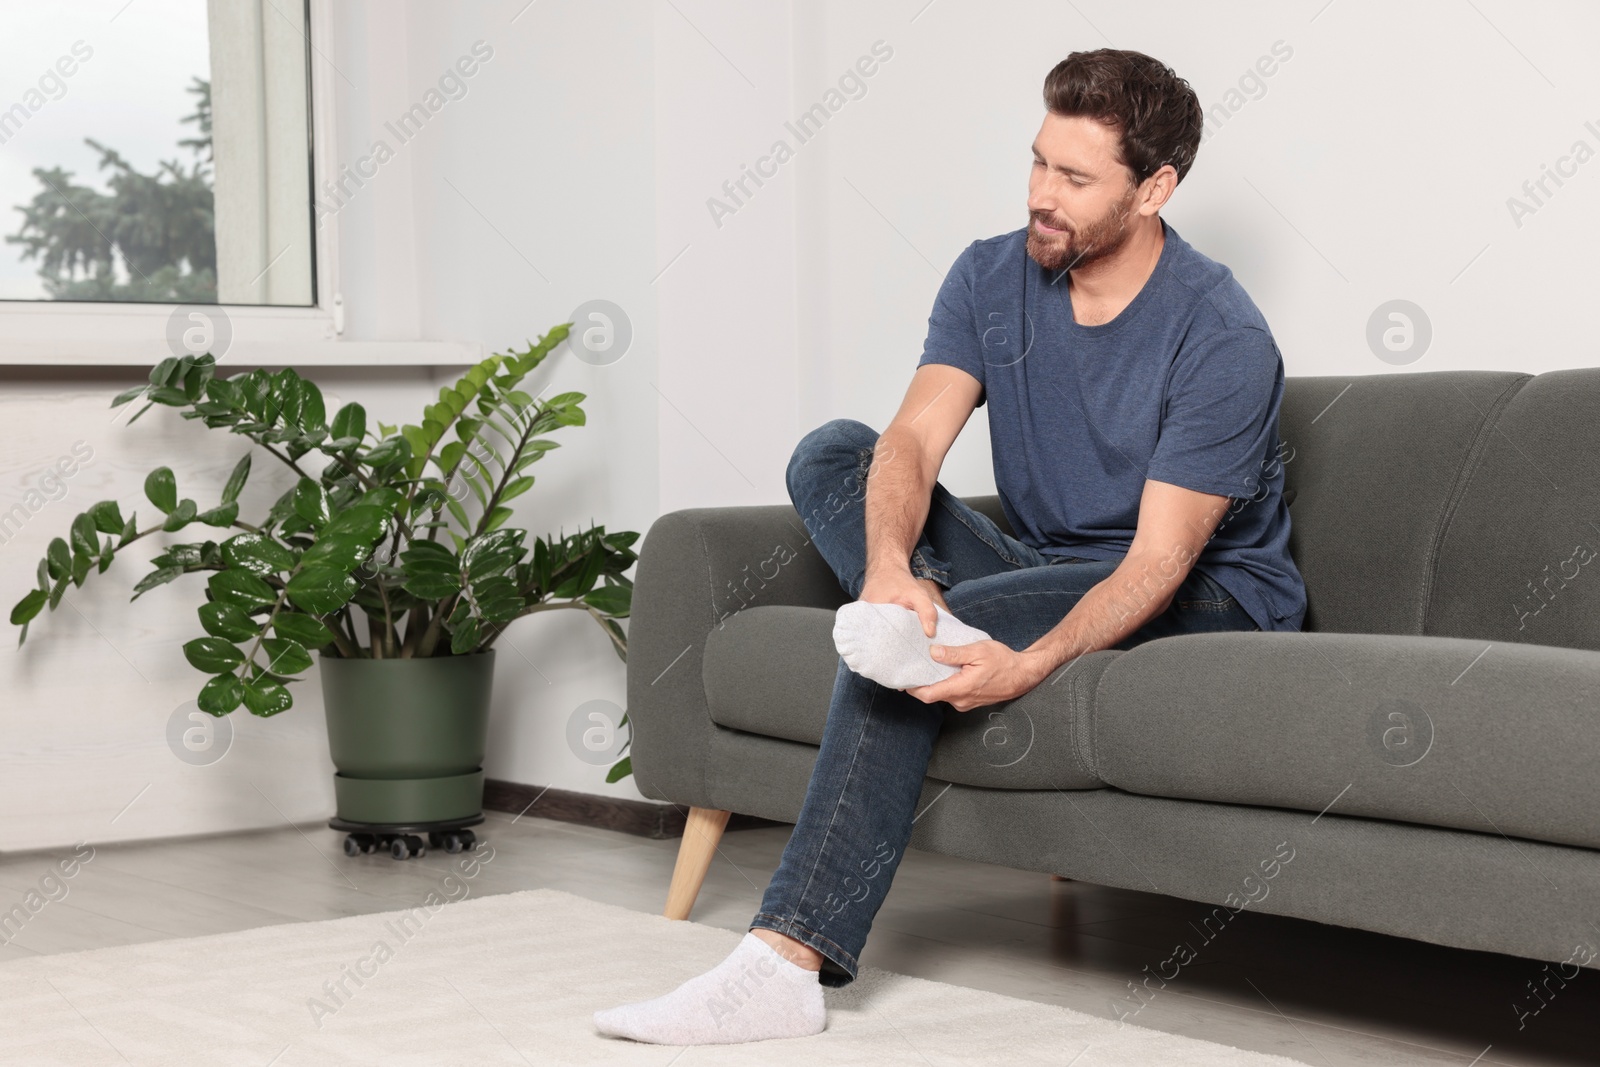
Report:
1,810,1594,1065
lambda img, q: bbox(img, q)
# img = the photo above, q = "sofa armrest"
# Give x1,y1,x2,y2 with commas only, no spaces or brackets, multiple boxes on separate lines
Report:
626,504,847,809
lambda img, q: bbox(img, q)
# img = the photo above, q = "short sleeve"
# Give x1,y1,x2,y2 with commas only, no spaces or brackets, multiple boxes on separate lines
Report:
916,242,986,407
1145,326,1282,499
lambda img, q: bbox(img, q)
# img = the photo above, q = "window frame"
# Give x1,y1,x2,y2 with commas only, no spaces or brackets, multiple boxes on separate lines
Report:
0,0,479,368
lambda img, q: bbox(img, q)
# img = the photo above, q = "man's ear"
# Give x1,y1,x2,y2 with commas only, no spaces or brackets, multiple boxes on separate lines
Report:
1137,164,1179,216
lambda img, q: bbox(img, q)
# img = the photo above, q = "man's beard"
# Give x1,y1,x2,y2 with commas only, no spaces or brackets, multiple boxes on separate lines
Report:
1025,183,1138,273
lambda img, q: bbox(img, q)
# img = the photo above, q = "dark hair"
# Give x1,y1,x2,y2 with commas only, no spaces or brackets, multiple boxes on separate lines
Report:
1042,49,1203,187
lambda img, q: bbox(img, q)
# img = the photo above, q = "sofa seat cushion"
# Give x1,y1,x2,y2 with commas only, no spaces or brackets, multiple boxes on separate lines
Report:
1092,631,1600,850
701,605,1117,790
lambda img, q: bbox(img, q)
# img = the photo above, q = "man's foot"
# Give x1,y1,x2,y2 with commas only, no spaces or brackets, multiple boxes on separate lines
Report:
833,599,992,689
592,931,826,1044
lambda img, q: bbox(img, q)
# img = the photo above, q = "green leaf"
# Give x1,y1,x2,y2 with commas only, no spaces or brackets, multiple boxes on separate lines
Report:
222,532,298,576
221,453,251,505
297,380,327,432
131,565,185,598
183,636,244,673
111,384,147,407
400,424,428,461
483,506,514,532
357,486,406,514
322,505,389,542
205,377,243,410
45,534,74,575
196,502,239,527
299,535,370,571
437,440,466,476
582,586,631,615
259,637,313,675
330,402,366,447
292,479,332,528
145,468,177,514
147,385,189,406
285,567,358,614
10,588,47,627
449,616,482,654
242,678,293,717
499,476,535,504
272,613,334,649
198,601,260,642
88,500,126,535
161,499,199,532
445,495,471,533
207,569,277,611
148,357,180,388
117,514,139,548
362,437,410,467
403,571,460,599
70,512,99,557
605,755,632,784
197,673,243,715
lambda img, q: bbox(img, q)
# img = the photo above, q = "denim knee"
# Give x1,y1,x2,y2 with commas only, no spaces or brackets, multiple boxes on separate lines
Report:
786,418,881,501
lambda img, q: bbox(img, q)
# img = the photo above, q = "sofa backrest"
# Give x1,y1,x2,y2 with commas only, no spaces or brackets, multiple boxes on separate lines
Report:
1278,367,1600,654
961,368,1600,652
1424,368,1600,652
1277,371,1529,637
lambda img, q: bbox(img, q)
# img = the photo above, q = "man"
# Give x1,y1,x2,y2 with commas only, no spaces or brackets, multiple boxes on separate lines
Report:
596,46,1306,1045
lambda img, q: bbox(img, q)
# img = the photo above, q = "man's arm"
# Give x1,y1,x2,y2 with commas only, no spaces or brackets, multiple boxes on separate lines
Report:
858,364,983,636
1019,478,1233,673
906,477,1232,711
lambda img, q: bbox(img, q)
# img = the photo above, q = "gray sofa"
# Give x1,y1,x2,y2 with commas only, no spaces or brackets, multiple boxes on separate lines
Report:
628,368,1600,974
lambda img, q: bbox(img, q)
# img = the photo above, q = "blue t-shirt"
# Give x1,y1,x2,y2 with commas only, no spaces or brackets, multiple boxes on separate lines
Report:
917,218,1307,632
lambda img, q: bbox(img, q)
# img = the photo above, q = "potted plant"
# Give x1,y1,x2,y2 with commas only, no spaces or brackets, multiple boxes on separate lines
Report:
10,324,640,850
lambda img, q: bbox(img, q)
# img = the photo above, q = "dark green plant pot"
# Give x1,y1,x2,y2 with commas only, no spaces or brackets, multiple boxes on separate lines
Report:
318,650,495,824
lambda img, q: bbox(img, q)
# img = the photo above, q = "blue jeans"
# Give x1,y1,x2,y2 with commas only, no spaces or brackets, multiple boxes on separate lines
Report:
748,418,1260,987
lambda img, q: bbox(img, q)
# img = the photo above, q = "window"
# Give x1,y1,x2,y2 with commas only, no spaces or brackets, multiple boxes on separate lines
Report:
1,0,316,307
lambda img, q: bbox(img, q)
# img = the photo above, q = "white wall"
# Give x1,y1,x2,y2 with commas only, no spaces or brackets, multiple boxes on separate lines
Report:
5,0,1598,851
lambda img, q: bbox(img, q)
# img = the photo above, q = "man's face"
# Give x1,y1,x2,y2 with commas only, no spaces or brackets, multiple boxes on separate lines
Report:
1025,112,1140,272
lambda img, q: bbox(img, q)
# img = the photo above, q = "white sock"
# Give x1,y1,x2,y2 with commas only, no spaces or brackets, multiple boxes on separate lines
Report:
593,931,826,1045
832,599,992,690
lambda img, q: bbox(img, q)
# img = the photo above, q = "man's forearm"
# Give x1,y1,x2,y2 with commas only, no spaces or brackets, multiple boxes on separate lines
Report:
861,429,925,579
1023,541,1203,671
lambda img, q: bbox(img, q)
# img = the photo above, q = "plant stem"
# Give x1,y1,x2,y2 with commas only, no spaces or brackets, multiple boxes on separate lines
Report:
375,579,396,657
258,442,311,480
400,604,427,658
415,592,457,658
321,615,358,658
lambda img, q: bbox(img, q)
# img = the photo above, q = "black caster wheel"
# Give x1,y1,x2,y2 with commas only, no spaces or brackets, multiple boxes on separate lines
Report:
457,829,476,851
390,834,426,860
343,834,362,858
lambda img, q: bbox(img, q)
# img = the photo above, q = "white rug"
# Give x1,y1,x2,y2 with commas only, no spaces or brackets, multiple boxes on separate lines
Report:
0,885,1314,1066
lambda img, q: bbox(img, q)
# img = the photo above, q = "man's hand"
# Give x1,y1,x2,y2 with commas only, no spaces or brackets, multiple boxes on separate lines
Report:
860,567,950,639
904,640,1053,712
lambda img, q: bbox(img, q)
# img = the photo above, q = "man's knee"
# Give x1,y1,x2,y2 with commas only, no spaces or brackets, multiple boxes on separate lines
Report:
786,418,881,499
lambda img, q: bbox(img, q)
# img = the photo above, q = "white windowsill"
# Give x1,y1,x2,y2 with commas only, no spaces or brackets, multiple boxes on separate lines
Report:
0,339,486,367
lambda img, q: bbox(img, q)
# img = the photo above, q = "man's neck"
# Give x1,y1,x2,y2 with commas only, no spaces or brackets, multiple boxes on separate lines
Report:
1066,217,1166,326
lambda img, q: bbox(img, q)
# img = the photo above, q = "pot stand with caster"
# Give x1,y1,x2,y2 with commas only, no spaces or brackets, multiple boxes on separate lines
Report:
330,813,485,861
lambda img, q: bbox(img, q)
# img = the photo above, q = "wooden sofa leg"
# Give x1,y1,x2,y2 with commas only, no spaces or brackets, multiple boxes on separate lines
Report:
664,807,732,920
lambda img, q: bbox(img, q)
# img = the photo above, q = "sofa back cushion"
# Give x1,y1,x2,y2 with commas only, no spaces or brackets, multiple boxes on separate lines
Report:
1277,371,1529,635
1425,368,1600,652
